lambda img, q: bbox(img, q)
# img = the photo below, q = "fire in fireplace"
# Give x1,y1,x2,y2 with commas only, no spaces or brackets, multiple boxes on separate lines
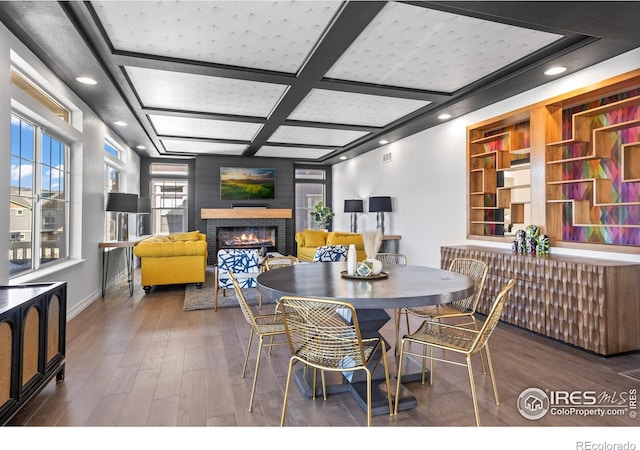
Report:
217,226,277,250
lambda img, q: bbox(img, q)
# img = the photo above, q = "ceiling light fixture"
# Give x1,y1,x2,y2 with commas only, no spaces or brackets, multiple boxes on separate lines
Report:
136,145,146,150
339,156,348,160
75,76,97,85
378,139,389,145
544,66,567,76
438,113,452,120
113,121,127,127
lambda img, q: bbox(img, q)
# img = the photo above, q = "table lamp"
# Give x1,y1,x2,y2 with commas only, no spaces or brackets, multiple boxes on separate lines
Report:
344,199,363,233
106,192,138,241
137,196,151,236
368,196,392,235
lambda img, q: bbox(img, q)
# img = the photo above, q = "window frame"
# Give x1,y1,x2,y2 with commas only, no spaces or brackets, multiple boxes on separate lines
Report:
9,112,71,278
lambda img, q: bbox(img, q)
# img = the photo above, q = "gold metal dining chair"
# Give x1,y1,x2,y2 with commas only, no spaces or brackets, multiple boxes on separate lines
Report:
278,296,394,427
403,258,489,335
228,271,289,412
264,255,299,271
394,279,515,426
375,252,408,266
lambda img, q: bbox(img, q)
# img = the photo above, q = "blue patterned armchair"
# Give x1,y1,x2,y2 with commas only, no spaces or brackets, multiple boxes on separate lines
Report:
214,249,261,311
312,245,348,262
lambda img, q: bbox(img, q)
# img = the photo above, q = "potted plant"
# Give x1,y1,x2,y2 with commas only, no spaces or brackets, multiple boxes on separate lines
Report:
310,201,335,230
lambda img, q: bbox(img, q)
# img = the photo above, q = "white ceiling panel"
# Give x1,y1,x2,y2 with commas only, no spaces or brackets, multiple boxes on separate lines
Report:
325,2,564,92
255,145,335,159
93,1,343,73
126,66,288,117
289,89,430,126
269,126,369,147
161,139,247,155
149,114,262,141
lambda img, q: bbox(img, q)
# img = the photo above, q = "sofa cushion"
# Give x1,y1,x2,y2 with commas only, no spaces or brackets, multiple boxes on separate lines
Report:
327,232,364,250
144,235,171,243
304,229,327,247
169,230,202,241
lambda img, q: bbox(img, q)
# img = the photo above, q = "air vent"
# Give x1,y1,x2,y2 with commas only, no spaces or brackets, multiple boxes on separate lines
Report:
383,152,392,163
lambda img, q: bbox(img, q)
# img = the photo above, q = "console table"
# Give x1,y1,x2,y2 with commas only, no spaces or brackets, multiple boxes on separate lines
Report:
0,282,66,425
381,234,401,253
99,235,150,297
441,245,640,355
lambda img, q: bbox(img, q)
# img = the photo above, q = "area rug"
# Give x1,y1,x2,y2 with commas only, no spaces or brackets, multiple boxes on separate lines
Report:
183,266,272,311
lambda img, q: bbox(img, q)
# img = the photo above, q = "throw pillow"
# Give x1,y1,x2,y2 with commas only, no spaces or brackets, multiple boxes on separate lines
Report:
304,229,327,247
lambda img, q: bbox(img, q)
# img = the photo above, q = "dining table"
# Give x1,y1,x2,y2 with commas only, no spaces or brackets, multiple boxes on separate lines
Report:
257,261,475,416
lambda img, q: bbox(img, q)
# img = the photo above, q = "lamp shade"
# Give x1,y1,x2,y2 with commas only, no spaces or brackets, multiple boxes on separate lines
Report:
344,199,363,213
137,197,151,214
106,192,138,213
368,196,392,212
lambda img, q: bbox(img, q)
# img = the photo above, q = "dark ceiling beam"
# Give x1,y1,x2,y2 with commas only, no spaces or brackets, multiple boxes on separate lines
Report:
316,78,451,103
261,142,339,151
242,1,388,157
281,119,380,133
112,51,295,87
157,135,250,146
141,107,266,124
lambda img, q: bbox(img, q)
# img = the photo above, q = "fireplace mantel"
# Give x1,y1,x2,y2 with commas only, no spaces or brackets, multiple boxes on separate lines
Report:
201,208,292,219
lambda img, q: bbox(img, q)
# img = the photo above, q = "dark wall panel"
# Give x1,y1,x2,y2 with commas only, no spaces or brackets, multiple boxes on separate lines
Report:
195,155,296,255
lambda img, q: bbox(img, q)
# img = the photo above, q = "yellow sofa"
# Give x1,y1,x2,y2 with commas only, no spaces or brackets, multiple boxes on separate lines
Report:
133,231,208,293
295,229,366,262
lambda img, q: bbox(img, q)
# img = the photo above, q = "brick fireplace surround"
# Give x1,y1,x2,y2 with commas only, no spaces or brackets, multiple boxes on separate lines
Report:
201,209,291,265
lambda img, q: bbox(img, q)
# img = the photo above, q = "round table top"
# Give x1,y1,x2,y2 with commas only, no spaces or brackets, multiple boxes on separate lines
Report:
257,262,475,309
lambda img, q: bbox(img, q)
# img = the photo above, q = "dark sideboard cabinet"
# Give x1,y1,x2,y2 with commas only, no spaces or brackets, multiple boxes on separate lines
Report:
441,246,640,356
0,282,66,425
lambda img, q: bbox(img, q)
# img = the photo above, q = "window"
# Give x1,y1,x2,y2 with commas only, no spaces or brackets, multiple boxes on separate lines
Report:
150,163,189,234
11,67,70,123
103,140,123,241
295,168,329,232
10,114,70,277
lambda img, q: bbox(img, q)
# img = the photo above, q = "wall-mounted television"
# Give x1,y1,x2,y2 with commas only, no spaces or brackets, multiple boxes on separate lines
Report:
220,167,275,200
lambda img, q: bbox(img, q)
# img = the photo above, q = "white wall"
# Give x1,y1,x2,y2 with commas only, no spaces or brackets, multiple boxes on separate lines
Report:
0,22,140,318
333,47,640,268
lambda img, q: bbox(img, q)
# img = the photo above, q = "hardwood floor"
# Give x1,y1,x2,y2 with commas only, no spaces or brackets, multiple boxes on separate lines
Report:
7,271,640,437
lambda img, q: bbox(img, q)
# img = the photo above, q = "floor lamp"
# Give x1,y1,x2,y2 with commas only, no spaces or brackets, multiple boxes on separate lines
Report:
137,197,151,236
344,199,363,233
368,196,392,235
106,192,138,241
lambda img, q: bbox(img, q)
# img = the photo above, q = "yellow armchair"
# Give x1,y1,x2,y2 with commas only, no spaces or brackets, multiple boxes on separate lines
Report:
134,231,208,293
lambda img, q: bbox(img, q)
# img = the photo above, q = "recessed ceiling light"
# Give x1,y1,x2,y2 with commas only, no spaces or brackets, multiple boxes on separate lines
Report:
378,139,389,145
113,121,127,127
544,66,567,76
136,145,146,150
339,156,348,160
76,76,97,85
438,113,452,120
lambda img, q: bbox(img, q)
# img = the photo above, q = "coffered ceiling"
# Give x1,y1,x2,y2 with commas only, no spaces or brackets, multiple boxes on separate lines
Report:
1,1,640,164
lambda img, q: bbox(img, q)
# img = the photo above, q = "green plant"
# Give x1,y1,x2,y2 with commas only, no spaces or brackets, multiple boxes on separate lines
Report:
310,202,335,228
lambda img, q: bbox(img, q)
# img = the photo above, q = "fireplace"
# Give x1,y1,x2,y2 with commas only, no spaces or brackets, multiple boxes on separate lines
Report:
217,226,277,251
202,210,290,264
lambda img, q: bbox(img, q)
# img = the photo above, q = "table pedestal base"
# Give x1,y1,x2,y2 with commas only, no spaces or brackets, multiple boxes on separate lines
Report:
291,307,424,416
292,367,417,416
